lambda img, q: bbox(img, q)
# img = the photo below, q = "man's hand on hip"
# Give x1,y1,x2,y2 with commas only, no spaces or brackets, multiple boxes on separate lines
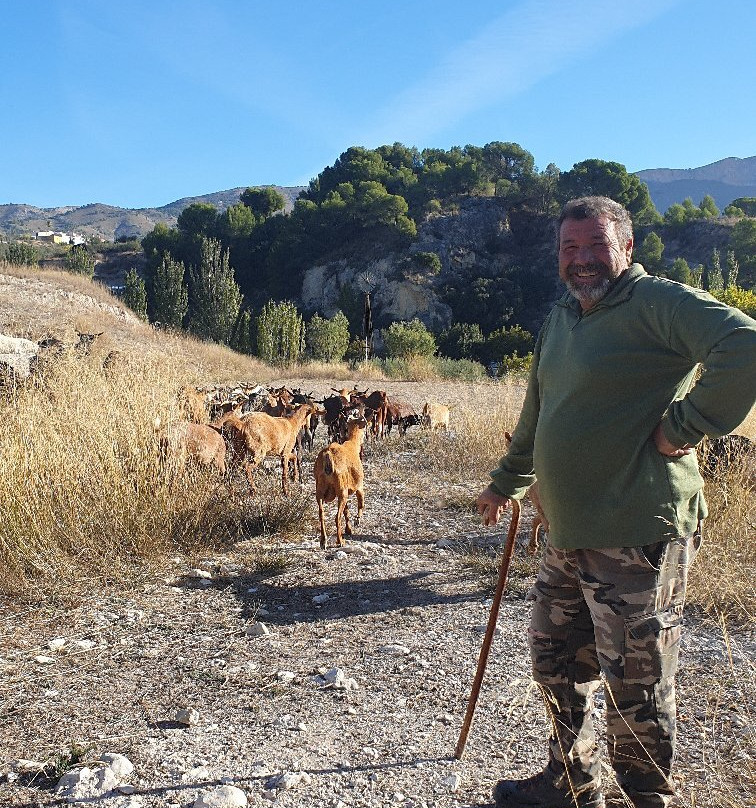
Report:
653,422,695,458
477,486,511,526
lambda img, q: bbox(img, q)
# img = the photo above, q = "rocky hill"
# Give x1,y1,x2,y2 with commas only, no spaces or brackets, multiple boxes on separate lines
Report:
0,186,305,242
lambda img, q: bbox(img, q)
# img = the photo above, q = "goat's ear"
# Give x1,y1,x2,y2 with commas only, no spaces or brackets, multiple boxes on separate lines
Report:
505,430,513,443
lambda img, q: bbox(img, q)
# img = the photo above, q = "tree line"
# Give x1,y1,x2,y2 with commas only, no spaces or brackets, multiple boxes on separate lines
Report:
121,142,756,366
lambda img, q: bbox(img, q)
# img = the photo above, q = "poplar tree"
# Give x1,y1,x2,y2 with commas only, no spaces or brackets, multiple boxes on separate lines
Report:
256,300,305,364
705,248,724,292
724,250,740,289
151,253,188,329
123,268,148,320
187,238,242,344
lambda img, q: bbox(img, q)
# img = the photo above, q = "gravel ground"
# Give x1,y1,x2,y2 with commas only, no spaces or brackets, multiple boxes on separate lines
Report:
1,381,753,808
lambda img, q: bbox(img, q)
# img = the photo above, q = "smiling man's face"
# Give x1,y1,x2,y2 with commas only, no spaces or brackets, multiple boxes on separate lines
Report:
558,214,633,310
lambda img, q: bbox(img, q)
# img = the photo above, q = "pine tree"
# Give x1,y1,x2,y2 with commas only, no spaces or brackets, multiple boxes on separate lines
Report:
635,232,665,275
151,253,189,329
123,268,148,320
698,194,719,219
668,257,693,286
187,238,242,344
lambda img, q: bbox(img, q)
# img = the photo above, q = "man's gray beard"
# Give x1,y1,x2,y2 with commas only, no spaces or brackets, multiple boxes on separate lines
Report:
565,276,613,307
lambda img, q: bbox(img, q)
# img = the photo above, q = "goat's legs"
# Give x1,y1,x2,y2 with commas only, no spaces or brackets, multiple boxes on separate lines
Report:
317,498,329,549
528,518,542,554
336,496,350,546
354,489,364,527
280,456,290,496
243,461,257,494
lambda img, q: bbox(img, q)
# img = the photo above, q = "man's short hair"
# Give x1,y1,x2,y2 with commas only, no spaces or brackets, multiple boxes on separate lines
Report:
558,196,633,249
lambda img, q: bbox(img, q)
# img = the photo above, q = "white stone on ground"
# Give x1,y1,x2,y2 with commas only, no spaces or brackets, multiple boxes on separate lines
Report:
193,784,248,807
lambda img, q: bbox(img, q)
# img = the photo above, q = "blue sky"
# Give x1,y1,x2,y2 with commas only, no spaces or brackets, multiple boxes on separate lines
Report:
2,0,754,209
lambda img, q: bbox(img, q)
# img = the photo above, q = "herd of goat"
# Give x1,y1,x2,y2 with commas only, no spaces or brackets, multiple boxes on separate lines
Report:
156,382,754,550
156,384,451,548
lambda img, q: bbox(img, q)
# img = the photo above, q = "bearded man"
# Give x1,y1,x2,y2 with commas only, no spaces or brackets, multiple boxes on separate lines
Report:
476,196,756,808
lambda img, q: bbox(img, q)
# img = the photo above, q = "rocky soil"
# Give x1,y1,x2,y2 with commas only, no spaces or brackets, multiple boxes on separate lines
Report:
0,381,753,808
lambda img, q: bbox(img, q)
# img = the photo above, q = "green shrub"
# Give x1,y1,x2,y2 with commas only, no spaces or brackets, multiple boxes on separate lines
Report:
382,318,437,359
362,355,486,381
710,286,756,318
413,251,442,274
306,311,350,361
499,351,533,376
6,241,39,266
65,244,95,277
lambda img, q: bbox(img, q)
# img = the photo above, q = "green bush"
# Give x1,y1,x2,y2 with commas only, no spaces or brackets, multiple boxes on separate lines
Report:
479,324,534,366
413,251,442,274
429,356,487,381
306,311,350,361
382,318,437,359
362,355,486,381
710,286,756,318
499,351,533,376
65,244,95,277
6,241,39,266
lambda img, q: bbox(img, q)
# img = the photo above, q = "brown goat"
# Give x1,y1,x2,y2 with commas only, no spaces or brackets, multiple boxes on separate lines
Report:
421,401,450,432
155,417,227,475
221,403,317,495
178,385,210,424
315,417,368,549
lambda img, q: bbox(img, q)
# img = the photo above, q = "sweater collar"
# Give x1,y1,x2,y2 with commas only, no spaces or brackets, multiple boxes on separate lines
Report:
558,263,647,314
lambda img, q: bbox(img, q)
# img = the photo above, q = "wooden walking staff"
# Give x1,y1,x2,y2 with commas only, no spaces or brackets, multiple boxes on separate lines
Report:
455,498,521,760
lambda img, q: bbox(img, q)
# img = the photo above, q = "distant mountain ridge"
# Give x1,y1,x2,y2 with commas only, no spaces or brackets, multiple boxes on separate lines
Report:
636,156,756,213
1,156,755,242
0,186,305,242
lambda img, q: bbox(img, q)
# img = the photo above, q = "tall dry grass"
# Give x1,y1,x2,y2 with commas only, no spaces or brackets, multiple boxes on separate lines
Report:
0,347,294,593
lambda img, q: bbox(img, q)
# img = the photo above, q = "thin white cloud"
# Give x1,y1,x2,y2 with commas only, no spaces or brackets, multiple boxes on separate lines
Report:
352,0,682,148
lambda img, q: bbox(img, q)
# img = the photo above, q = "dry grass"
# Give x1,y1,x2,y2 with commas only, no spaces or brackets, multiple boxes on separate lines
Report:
0,346,305,593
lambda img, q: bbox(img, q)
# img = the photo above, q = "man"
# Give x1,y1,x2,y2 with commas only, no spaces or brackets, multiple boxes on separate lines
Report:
476,196,756,808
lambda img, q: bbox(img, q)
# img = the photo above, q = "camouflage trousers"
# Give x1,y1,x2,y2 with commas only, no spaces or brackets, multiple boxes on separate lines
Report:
527,530,702,808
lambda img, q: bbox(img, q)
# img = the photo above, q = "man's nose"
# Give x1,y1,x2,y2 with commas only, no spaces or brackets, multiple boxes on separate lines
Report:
575,245,594,263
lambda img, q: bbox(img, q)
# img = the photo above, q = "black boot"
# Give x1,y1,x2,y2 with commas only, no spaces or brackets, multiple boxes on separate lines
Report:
493,770,605,808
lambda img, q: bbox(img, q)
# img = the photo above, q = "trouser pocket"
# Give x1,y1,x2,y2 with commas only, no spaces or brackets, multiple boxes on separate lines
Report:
624,604,684,685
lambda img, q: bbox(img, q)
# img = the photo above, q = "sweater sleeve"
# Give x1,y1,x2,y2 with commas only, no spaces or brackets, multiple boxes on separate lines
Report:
660,293,756,447
488,320,546,499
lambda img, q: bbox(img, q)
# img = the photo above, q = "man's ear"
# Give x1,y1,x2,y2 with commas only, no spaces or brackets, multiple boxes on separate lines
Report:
625,236,634,265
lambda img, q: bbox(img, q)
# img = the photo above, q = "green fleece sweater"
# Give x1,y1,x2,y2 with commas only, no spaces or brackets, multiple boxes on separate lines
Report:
490,264,756,549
